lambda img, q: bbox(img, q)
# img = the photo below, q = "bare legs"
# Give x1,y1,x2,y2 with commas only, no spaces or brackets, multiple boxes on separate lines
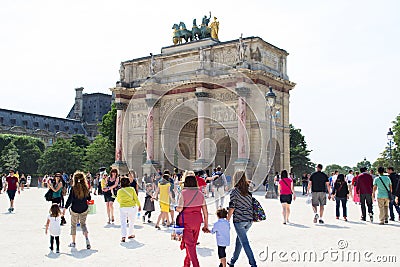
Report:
155,212,170,228
282,203,291,223
106,202,114,223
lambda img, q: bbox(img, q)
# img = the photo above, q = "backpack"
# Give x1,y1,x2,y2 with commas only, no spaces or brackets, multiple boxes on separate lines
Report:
213,172,224,187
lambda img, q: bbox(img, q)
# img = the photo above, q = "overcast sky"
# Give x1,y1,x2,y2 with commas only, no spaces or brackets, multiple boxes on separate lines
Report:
1,0,399,167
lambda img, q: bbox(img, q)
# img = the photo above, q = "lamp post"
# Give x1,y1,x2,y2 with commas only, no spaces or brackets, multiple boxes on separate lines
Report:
387,128,394,162
265,86,277,199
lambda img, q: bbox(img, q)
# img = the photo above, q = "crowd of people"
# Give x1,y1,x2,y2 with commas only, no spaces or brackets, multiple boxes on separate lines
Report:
2,162,400,267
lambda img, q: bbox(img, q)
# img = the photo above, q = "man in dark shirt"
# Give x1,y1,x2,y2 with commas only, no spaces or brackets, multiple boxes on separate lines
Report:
308,164,330,224
387,167,400,221
3,169,20,213
301,172,308,195
356,167,374,222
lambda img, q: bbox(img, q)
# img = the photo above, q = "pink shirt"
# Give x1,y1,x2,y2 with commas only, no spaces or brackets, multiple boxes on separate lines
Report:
279,178,293,195
178,188,204,227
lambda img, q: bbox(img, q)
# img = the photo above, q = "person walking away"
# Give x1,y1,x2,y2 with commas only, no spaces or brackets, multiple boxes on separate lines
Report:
356,167,374,222
45,204,62,253
142,183,155,223
373,167,392,225
64,171,92,249
301,172,308,195
345,170,354,199
387,167,400,221
352,171,360,204
212,166,228,210
278,170,296,224
273,172,280,196
93,174,99,195
102,169,119,224
308,164,330,224
176,172,210,267
3,169,20,213
116,177,141,242
332,174,349,221
20,173,26,191
212,208,230,267
26,174,31,189
154,172,172,229
227,171,257,267
47,173,67,225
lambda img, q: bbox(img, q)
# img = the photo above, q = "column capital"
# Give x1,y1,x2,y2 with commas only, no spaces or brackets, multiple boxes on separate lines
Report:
195,91,209,100
115,102,128,110
235,86,250,97
145,98,157,108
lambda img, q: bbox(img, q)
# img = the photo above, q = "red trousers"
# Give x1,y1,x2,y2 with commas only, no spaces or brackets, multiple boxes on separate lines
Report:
183,225,200,267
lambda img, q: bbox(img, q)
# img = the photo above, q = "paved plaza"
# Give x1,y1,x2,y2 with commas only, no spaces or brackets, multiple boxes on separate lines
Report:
1,187,398,267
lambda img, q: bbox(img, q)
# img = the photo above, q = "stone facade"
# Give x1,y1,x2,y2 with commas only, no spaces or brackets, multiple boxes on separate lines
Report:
1,88,112,145
112,37,295,185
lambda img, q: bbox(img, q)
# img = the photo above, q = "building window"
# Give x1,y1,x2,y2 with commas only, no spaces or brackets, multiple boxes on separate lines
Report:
0,117,3,124
10,118,16,125
55,125,59,131
74,128,78,133
44,123,49,130
23,120,28,127
48,138,53,146
65,126,69,131
33,122,39,128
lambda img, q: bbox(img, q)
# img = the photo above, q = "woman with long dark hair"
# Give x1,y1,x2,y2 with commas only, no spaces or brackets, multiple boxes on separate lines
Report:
227,171,257,267
278,170,296,224
102,168,119,224
48,173,66,225
332,173,349,221
64,171,92,249
176,171,210,267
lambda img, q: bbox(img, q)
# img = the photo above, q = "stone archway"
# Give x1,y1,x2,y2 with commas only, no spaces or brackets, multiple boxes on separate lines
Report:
215,136,238,177
131,142,146,178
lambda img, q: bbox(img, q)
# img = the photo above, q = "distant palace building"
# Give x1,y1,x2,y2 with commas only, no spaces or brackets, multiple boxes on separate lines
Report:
0,88,112,145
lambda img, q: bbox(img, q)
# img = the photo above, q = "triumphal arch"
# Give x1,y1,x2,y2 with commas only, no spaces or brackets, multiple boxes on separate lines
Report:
111,19,295,185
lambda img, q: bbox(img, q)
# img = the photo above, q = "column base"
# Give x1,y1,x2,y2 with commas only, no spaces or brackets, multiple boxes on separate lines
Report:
265,174,277,199
142,161,160,176
265,190,277,199
111,161,129,176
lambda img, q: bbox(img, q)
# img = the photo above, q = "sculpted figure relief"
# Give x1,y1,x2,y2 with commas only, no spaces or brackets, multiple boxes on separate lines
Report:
210,17,219,40
237,34,247,62
119,63,125,82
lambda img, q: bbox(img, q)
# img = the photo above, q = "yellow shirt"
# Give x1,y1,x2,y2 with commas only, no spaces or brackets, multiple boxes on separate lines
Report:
116,187,140,208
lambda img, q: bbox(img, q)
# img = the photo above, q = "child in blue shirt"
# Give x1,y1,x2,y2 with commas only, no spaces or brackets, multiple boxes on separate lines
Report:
212,208,230,267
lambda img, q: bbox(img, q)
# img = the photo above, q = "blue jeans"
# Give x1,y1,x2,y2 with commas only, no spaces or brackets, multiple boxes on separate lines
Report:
335,197,347,217
230,221,257,267
389,199,400,220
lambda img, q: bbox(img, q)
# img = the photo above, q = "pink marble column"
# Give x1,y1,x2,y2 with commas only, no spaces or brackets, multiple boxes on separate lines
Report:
235,87,250,159
145,98,157,162
195,92,208,160
115,102,127,162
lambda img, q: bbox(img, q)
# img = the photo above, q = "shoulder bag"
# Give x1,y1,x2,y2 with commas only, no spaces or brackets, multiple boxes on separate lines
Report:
378,177,394,201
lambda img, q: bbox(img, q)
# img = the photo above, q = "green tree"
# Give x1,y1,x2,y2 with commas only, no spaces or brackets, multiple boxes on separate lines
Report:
98,103,116,145
71,134,90,149
290,124,315,177
84,135,115,174
37,139,84,174
325,164,344,175
355,158,372,171
0,142,20,171
13,135,45,175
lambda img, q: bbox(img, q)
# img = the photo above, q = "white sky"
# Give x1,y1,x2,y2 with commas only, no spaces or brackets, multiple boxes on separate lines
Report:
1,0,399,167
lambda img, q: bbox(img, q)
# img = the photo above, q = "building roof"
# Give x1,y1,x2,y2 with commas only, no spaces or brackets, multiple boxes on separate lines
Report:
67,92,112,124
0,108,87,135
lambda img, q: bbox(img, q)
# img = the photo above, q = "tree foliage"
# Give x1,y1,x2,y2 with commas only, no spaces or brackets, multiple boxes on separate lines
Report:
37,139,84,174
98,103,117,145
71,134,90,149
290,124,315,176
84,135,115,174
0,134,44,174
0,141,20,172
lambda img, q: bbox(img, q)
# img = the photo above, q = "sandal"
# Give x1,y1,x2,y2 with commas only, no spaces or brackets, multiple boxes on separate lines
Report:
155,225,161,230
112,216,115,223
68,242,76,248
121,237,126,242
128,235,135,239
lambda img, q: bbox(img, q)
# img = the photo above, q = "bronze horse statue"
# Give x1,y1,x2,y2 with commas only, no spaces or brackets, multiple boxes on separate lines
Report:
172,22,192,44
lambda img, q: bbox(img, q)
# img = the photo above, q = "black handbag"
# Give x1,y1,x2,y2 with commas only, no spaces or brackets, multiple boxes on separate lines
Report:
44,189,53,201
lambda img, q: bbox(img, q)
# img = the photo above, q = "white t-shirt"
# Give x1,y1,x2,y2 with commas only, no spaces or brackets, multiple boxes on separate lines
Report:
332,174,338,184
345,174,354,184
48,215,61,236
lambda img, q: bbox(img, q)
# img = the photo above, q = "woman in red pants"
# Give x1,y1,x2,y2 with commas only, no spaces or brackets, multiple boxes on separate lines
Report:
176,171,210,267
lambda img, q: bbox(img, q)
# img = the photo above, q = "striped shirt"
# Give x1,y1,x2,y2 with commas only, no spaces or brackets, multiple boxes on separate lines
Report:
229,188,253,223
